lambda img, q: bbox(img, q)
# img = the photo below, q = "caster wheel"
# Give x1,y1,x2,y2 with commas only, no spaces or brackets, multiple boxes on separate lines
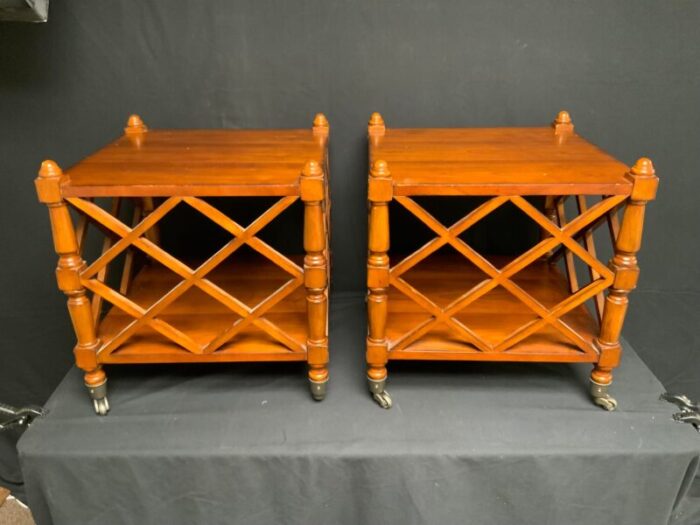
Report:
93,397,110,416
593,394,617,412
372,390,393,409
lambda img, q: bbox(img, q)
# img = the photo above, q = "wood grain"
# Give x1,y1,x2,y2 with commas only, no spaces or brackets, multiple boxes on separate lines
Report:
63,129,326,197
371,127,632,196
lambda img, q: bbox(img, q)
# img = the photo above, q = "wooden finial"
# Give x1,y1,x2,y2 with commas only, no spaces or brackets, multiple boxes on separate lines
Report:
313,113,328,128
312,113,329,138
370,159,390,178
368,112,386,136
35,160,64,204
124,114,148,135
369,112,384,126
303,160,323,178
628,157,659,202
631,157,654,176
552,110,574,136
39,159,63,178
555,110,571,124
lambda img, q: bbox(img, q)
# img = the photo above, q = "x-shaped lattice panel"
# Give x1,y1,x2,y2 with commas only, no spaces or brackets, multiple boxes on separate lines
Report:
67,196,305,356
390,194,627,354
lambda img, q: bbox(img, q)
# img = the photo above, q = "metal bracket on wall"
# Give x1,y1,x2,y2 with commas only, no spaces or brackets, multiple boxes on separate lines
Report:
0,402,45,431
660,392,700,433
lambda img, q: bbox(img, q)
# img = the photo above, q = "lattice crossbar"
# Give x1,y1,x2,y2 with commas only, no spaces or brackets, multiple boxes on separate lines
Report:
390,194,627,354
67,196,305,355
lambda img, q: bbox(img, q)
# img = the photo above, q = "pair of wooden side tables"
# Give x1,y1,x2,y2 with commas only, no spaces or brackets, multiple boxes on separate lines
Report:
35,111,657,415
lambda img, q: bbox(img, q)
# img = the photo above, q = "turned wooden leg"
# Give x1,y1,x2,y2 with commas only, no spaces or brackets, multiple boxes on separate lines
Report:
366,151,392,409
592,158,658,411
35,160,108,415
301,160,329,401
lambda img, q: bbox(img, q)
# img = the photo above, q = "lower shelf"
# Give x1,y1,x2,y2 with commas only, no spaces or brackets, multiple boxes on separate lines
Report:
96,257,308,364
387,254,601,362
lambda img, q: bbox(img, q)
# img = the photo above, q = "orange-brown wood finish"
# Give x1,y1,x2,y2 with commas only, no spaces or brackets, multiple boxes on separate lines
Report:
36,114,331,414
366,111,658,410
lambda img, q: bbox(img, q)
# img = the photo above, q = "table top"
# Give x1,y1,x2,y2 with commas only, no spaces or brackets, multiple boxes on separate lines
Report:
369,125,632,196
62,127,327,197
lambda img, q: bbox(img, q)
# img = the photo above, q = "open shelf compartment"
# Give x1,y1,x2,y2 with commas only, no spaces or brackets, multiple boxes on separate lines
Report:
386,254,600,363
97,256,308,364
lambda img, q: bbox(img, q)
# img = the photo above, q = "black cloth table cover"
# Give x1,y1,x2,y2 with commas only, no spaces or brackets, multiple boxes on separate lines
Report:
18,295,700,525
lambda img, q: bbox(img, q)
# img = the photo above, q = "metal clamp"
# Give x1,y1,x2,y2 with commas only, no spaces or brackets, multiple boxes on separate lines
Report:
0,402,45,431
660,392,700,433
660,392,699,412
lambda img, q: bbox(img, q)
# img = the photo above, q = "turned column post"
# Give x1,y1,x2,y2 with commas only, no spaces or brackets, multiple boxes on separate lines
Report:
35,160,109,414
366,143,392,407
300,160,329,401
542,111,574,259
124,114,160,245
549,111,573,234
312,113,331,250
591,158,658,410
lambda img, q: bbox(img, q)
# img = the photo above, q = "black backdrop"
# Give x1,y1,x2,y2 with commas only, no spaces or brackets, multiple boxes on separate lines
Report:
1,0,699,490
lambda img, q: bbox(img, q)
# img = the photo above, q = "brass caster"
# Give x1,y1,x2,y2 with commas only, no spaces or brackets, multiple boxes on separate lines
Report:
368,376,392,409
87,381,110,416
591,381,617,412
93,397,110,416
309,379,327,401
367,376,386,395
372,391,393,409
593,395,617,411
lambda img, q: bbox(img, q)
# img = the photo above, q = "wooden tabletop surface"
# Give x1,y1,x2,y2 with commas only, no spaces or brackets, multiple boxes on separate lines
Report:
370,125,632,196
62,128,326,197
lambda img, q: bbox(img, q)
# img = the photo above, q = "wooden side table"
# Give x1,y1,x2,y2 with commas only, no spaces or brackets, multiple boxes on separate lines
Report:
36,114,331,414
365,111,658,410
